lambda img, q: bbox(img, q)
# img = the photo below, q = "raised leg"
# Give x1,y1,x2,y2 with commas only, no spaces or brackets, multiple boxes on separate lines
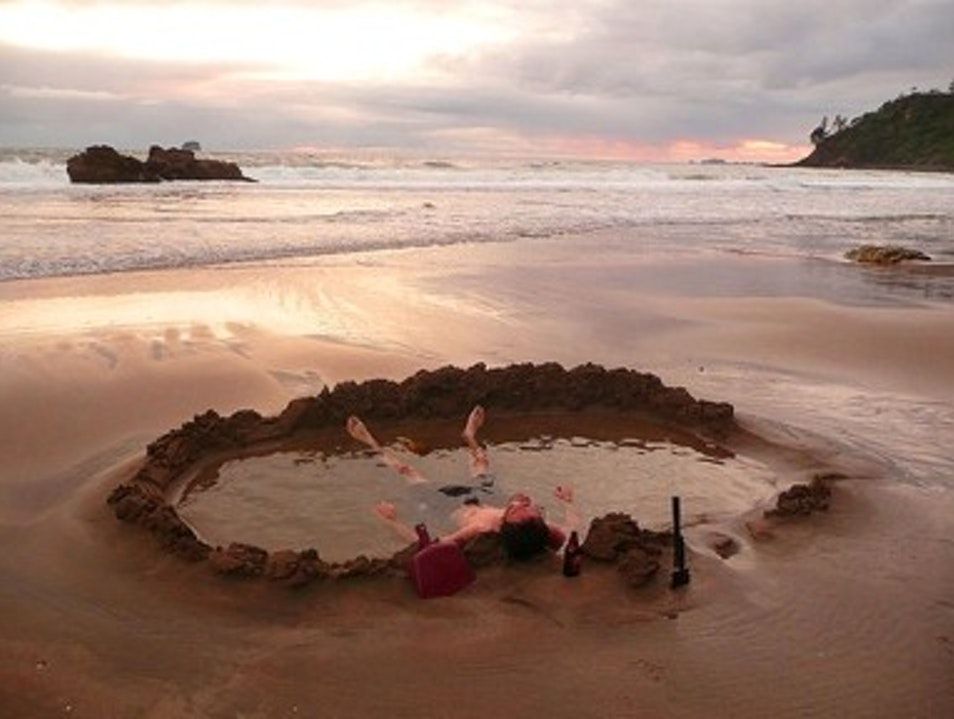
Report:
462,405,490,479
346,415,427,484
347,415,381,451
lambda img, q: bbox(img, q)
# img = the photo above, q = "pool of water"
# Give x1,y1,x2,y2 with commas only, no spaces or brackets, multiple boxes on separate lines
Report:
177,418,778,562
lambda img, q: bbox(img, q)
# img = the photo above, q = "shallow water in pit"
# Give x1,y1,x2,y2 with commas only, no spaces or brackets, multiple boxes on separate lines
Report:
177,432,778,563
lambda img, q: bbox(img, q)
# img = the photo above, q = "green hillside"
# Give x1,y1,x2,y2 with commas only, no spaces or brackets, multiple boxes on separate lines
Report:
796,91,954,171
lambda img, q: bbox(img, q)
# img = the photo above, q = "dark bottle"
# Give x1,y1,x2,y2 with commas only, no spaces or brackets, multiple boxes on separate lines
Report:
562,531,582,577
414,523,432,551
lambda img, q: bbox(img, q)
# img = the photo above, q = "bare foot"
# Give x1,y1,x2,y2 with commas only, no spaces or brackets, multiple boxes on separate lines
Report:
347,415,380,449
462,405,486,443
554,485,574,503
373,501,397,521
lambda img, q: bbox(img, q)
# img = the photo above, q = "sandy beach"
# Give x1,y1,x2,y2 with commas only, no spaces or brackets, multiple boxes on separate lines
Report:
1,234,952,717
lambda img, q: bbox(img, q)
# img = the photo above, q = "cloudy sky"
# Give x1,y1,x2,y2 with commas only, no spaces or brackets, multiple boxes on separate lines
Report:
1,0,952,160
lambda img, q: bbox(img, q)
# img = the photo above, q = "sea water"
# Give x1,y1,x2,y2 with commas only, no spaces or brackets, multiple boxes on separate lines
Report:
1,147,953,284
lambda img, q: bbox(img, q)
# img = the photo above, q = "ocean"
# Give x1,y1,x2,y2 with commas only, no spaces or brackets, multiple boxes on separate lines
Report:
1,147,953,285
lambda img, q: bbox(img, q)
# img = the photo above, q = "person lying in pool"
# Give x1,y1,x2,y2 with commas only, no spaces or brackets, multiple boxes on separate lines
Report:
346,405,580,559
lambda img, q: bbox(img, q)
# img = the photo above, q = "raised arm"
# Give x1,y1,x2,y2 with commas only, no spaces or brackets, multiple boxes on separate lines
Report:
373,501,419,544
553,485,581,534
347,415,428,484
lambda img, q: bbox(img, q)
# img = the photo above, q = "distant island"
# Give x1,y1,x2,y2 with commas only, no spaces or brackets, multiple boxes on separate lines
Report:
796,85,954,171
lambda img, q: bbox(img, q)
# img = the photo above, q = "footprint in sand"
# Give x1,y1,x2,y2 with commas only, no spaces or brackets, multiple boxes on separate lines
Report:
87,342,118,369
500,595,565,628
631,658,665,682
150,339,168,361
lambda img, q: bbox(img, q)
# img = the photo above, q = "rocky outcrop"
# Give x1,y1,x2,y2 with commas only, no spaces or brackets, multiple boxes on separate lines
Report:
66,144,254,183
143,145,251,181
705,532,740,559
618,547,662,587
209,543,269,577
764,475,834,519
66,145,160,183
107,362,729,588
845,244,931,264
580,512,671,587
580,512,671,561
796,92,954,171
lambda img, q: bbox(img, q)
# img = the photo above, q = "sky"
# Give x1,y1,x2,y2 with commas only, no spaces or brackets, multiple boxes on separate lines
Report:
0,0,952,161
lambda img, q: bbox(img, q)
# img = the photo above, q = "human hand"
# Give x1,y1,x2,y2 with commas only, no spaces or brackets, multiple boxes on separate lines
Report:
374,501,398,521
554,485,574,503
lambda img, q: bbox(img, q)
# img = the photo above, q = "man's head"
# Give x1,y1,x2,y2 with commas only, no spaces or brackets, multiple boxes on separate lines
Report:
499,494,550,560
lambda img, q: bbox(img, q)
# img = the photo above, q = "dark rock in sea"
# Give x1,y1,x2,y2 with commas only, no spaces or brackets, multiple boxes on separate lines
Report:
764,476,832,518
66,144,254,184
66,145,160,184
181,140,202,152
845,244,931,264
144,145,252,182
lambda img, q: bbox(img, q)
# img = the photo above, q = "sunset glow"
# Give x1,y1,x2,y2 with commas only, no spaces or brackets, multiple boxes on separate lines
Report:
0,2,513,83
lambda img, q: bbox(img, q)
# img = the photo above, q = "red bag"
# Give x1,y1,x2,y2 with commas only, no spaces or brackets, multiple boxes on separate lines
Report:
408,524,475,599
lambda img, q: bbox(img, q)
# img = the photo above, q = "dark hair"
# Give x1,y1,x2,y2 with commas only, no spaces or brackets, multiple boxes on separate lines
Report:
499,517,551,560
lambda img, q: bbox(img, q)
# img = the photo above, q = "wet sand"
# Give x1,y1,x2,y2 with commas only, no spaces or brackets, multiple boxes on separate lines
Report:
1,237,953,717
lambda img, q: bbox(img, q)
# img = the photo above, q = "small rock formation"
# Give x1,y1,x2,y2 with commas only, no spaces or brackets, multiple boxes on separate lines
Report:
143,145,250,181
764,475,833,519
617,547,661,587
66,144,254,183
706,531,740,559
580,512,671,561
744,518,775,541
845,244,931,264
580,512,671,587
107,362,729,588
209,542,269,577
66,145,160,184
181,140,202,152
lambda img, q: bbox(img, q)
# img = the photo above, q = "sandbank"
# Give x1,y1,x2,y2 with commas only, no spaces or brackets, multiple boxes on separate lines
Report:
1,236,952,717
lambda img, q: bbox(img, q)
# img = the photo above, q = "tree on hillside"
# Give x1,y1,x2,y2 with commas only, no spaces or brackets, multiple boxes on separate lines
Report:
810,116,829,145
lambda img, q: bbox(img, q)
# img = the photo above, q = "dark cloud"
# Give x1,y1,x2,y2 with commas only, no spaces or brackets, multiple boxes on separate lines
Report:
1,0,953,152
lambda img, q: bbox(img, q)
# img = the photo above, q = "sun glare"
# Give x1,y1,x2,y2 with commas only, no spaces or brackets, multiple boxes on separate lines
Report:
0,2,513,82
